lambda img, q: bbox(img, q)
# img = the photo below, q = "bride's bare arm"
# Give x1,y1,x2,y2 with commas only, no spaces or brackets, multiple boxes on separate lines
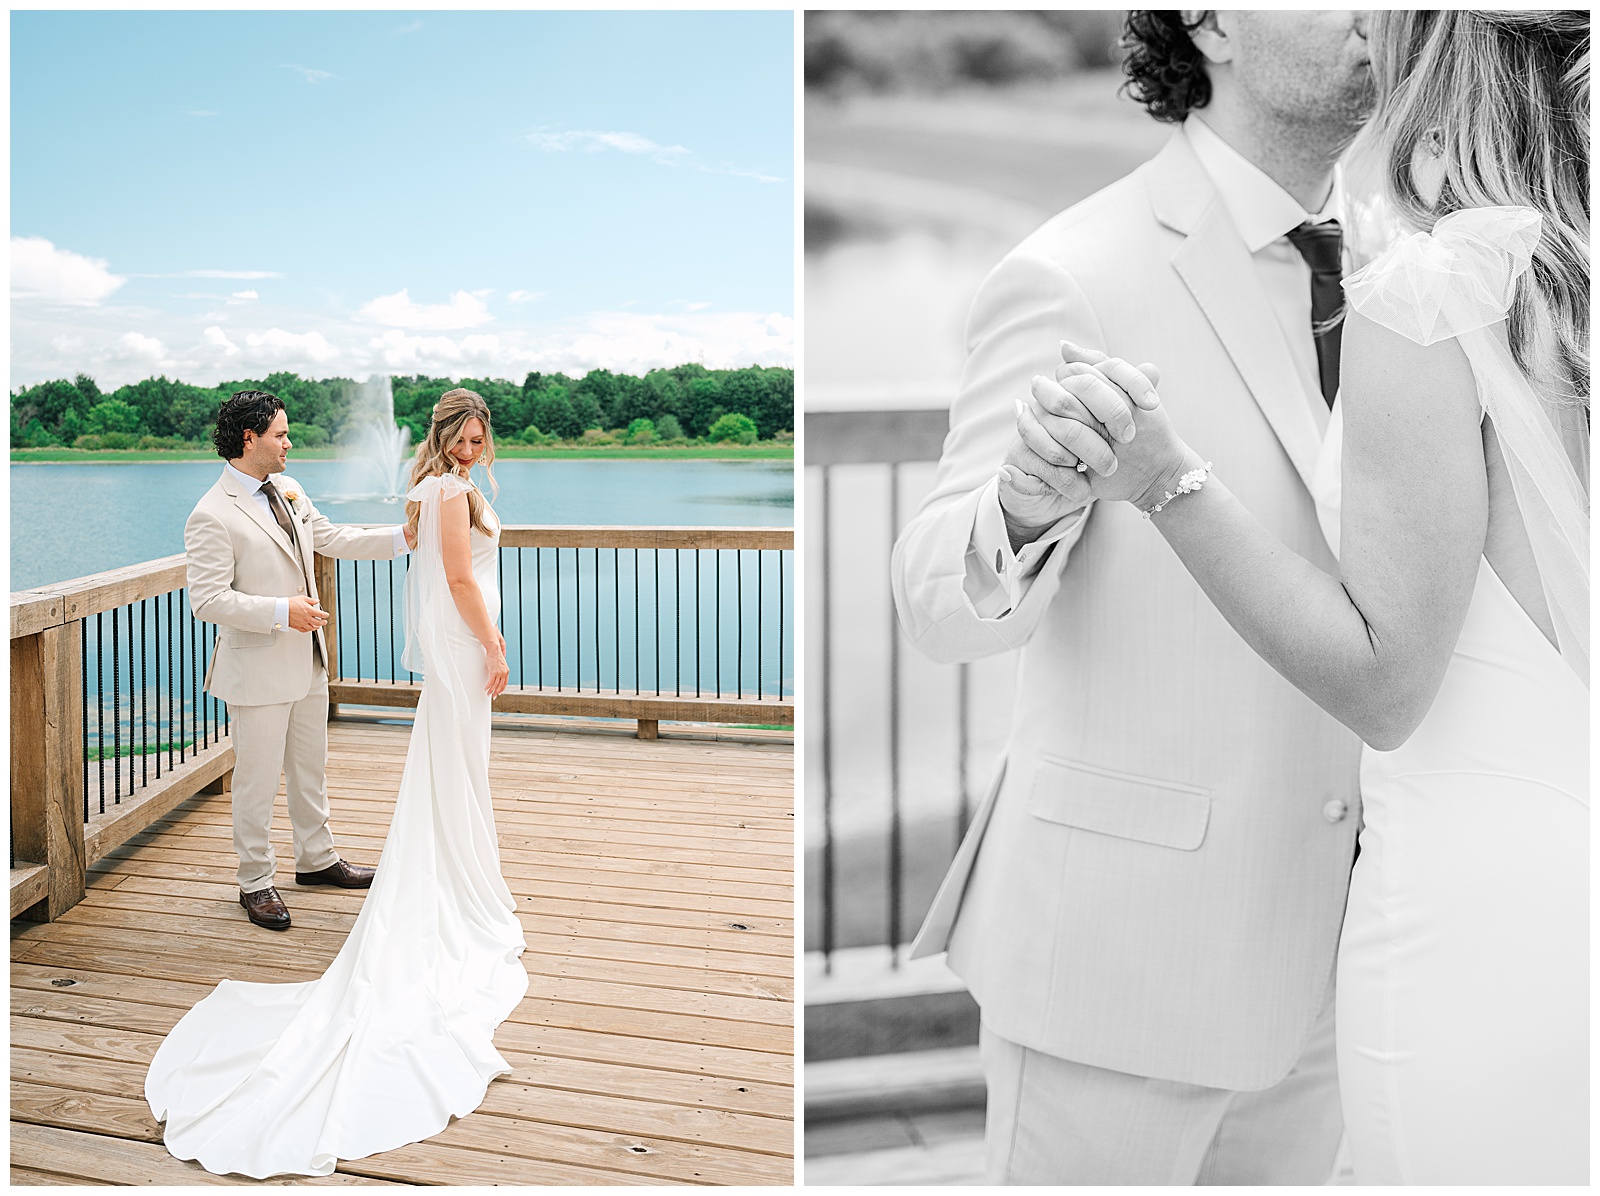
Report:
1059,317,1486,750
439,491,510,696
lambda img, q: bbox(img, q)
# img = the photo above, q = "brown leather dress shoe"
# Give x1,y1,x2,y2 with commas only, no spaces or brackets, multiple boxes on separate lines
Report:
239,886,291,930
295,858,377,888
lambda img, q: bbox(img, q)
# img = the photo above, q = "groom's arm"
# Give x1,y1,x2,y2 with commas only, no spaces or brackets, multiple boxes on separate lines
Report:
184,506,278,634
301,495,410,560
892,250,1108,664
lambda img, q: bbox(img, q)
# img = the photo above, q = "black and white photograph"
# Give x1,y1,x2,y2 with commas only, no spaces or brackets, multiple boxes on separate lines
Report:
805,8,1589,1187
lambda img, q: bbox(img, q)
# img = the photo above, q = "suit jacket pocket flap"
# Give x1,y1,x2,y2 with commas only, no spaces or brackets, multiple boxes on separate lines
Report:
225,629,277,648
1027,756,1211,851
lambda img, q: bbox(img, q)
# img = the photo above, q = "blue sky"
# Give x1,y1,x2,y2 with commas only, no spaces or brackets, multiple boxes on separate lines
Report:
11,10,794,389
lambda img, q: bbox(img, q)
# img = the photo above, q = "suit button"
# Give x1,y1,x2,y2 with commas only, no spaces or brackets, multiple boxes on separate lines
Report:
1322,799,1348,824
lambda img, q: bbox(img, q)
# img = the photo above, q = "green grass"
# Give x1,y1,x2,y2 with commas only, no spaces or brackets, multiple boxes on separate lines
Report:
86,740,194,762
12,442,792,464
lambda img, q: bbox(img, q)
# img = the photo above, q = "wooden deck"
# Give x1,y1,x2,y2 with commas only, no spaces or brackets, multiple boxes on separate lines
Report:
10,715,794,1186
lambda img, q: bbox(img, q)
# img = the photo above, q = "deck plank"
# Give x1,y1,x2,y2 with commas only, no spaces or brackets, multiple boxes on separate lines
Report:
11,719,794,1185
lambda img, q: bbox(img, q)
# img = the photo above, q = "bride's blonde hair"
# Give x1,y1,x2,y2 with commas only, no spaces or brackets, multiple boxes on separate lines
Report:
404,387,499,543
1358,9,1590,409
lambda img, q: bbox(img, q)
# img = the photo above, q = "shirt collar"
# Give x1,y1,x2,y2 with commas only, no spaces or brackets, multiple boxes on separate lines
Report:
1183,114,1343,252
225,460,272,493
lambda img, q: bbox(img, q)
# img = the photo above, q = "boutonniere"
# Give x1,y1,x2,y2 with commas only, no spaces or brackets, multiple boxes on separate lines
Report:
282,488,303,512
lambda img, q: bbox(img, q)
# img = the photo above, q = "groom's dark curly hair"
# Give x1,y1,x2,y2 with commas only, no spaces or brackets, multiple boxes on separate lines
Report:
1120,11,1213,123
213,389,285,460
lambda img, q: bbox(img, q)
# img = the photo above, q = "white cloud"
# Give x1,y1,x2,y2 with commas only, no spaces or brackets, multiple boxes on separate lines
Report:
524,127,783,184
244,328,339,364
358,288,492,331
525,127,692,168
685,301,712,312
393,20,423,34
203,326,241,357
282,64,336,84
506,290,543,304
115,332,168,364
11,237,127,305
227,290,259,304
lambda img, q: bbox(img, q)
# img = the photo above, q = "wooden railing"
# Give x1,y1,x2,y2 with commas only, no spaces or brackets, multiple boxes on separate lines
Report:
10,557,234,924
10,524,793,924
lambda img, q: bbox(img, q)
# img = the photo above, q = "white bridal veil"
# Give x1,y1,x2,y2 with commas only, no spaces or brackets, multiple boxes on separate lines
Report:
1343,205,1590,687
404,472,478,713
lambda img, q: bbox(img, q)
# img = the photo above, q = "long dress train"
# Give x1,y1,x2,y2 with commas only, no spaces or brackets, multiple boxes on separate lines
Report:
1315,207,1589,1183
145,474,527,1179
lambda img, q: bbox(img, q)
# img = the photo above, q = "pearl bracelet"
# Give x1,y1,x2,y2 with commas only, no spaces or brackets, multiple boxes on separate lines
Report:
1142,461,1213,518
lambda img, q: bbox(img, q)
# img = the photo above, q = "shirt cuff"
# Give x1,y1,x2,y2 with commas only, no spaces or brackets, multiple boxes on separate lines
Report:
392,525,411,556
968,475,1090,619
273,596,289,633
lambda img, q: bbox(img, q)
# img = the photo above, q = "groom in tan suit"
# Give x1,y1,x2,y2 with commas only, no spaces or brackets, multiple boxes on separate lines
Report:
186,390,413,930
893,12,1374,1185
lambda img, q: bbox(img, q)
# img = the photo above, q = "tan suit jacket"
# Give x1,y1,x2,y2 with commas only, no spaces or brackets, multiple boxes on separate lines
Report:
186,468,397,707
892,130,1363,1092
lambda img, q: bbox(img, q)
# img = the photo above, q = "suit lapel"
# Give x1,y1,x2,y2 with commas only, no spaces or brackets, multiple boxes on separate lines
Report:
1147,135,1323,494
220,471,301,568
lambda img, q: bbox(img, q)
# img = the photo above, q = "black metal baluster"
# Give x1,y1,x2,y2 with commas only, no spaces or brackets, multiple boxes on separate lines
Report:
336,563,346,679
756,550,763,699
517,547,525,691
555,547,564,691
736,550,743,700
675,550,682,698
614,548,620,695
404,555,414,685
140,599,148,789
388,558,396,684
112,604,121,804
200,619,210,752
720,550,726,706
696,547,703,698
593,546,600,694
535,547,544,690
96,612,105,813
81,619,89,822
633,548,641,697
779,550,786,701
167,591,175,770
888,463,903,962
353,562,362,683
191,599,199,763
153,594,162,779
370,559,378,684
654,549,661,696
820,468,835,970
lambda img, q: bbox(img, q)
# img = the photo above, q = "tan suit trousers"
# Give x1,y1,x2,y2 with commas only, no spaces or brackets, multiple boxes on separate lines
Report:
228,659,339,892
981,990,1342,1185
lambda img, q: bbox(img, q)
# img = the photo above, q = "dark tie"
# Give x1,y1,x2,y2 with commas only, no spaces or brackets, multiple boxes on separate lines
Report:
1285,219,1345,408
261,481,322,666
261,480,298,547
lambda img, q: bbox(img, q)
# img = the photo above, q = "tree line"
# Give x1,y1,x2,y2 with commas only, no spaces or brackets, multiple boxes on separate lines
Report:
10,363,795,450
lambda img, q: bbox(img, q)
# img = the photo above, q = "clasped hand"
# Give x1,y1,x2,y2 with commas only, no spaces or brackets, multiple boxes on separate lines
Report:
999,341,1197,530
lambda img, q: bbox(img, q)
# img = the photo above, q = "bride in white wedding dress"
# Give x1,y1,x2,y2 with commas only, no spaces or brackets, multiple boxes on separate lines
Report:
146,388,527,1178
1022,11,1587,1185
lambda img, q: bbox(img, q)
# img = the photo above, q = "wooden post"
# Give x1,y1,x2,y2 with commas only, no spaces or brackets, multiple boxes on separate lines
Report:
636,719,659,740
10,624,87,921
315,553,340,719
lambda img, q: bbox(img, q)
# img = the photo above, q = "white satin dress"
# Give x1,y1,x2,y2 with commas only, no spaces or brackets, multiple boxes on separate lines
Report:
146,475,528,1179
1314,210,1589,1184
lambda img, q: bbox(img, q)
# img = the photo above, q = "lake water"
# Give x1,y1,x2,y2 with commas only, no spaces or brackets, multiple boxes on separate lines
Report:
11,457,792,590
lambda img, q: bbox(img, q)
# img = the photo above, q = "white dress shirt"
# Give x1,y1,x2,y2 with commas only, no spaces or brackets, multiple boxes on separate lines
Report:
965,115,1345,620
222,460,409,633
